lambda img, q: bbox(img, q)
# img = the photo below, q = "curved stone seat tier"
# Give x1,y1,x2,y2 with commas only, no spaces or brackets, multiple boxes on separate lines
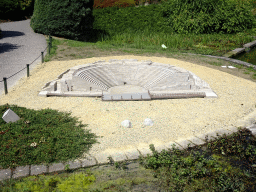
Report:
38,59,217,100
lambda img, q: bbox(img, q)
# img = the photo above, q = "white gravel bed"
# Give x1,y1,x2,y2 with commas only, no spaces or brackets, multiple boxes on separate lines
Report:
1,55,256,156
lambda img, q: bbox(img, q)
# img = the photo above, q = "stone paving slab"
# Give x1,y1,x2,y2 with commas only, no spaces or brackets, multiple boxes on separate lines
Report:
30,165,47,176
93,152,113,165
110,151,128,162
226,126,240,134
196,131,218,142
0,169,12,181
243,40,256,48
187,136,205,146
124,149,141,160
65,160,82,170
102,92,151,101
175,139,196,149
13,165,30,179
154,144,169,153
137,147,153,157
214,128,235,137
79,155,97,168
48,163,65,173
165,141,183,151
250,128,256,136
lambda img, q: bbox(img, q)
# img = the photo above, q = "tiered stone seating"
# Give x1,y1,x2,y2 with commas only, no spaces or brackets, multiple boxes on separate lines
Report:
78,69,109,90
143,68,175,89
38,60,217,99
84,66,118,88
137,66,165,87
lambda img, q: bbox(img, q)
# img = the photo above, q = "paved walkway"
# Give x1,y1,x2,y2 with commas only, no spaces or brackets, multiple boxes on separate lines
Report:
0,19,47,97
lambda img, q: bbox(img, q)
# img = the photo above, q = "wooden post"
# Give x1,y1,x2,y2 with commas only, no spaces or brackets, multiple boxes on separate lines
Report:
49,35,52,48
48,42,51,55
41,52,44,63
3,77,8,94
27,64,30,77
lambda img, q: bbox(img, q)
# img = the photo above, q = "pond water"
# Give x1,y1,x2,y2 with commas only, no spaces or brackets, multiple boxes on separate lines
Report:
232,46,256,65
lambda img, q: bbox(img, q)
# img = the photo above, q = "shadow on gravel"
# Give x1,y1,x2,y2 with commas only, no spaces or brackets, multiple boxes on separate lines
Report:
0,31,25,39
0,43,22,54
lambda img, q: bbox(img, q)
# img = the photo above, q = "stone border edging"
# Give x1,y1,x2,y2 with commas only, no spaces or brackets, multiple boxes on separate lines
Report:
185,53,256,70
184,36,256,70
1,111,255,182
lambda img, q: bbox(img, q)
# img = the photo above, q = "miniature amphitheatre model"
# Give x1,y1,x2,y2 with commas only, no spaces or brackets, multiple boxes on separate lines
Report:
38,59,217,101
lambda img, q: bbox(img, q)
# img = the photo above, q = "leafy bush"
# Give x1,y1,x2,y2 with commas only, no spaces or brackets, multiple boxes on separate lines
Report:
138,128,256,191
0,0,20,19
93,0,137,9
0,104,100,169
92,3,171,37
0,0,34,20
31,0,94,40
13,172,95,191
162,0,256,34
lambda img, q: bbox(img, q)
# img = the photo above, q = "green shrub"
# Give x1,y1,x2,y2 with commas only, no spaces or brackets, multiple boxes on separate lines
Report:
0,104,100,169
0,0,34,20
92,3,171,37
13,172,95,191
31,0,94,40
0,0,20,19
93,0,137,9
138,128,256,191
162,0,256,34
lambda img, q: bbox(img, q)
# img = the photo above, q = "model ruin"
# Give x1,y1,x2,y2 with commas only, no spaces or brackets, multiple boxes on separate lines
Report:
38,59,217,101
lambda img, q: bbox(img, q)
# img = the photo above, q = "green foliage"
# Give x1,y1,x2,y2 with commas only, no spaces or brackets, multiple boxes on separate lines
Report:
31,0,94,40
0,104,100,169
93,0,137,9
207,127,256,167
0,0,35,20
57,172,96,191
0,0,20,19
92,0,256,40
92,3,170,37
162,0,256,34
139,130,256,191
13,172,95,191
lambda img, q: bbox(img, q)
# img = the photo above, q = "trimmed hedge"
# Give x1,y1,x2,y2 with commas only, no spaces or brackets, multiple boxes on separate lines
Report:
92,0,256,37
163,0,256,34
30,0,94,40
93,0,137,9
92,3,171,36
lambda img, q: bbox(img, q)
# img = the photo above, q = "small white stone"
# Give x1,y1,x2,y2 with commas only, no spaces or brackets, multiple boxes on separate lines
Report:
161,44,167,49
30,142,37,147
221,66,227,68
228,66,236,69
144,118,153,126
121,120,132,128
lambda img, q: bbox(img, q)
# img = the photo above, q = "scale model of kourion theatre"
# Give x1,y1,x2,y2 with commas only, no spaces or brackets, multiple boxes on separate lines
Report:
38,59,217,101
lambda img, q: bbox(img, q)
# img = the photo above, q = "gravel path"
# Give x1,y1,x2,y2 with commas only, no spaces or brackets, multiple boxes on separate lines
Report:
0,55,256,156
0,19,47,97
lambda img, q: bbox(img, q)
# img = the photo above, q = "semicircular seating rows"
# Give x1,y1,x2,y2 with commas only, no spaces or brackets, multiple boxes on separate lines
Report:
39,59,217,101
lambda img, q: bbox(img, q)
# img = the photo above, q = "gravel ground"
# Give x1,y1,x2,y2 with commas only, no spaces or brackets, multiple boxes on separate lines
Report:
1,55,256,156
